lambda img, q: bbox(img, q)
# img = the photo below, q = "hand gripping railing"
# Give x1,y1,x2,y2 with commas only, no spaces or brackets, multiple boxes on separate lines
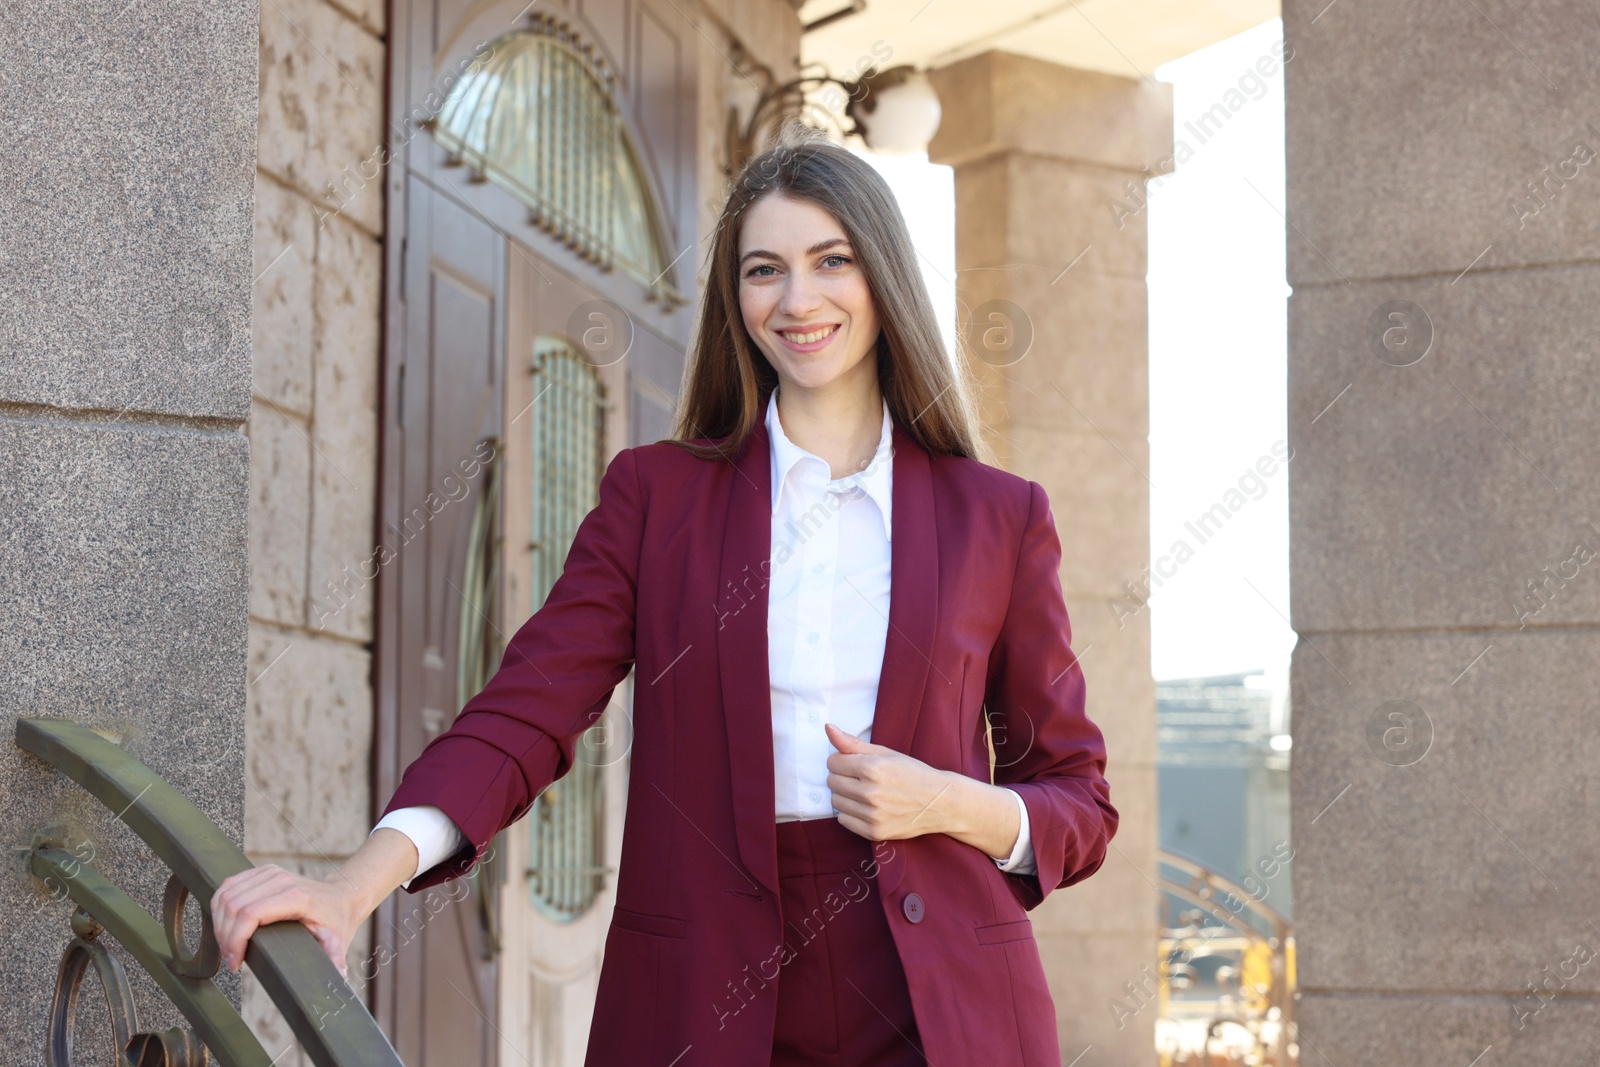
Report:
16,717,405,1067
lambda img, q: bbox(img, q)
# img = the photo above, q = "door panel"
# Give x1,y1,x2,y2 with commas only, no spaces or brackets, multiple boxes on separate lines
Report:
375,179,506,1067
377,0,696,1063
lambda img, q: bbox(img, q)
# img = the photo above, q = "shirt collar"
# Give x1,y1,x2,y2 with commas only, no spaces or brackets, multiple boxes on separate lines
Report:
766,387,894,541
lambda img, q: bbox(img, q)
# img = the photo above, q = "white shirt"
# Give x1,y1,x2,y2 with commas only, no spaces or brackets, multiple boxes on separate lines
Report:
372,388,1035,887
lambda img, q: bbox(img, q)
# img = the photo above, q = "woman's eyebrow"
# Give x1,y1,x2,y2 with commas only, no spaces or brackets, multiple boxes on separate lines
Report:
739,237,852,266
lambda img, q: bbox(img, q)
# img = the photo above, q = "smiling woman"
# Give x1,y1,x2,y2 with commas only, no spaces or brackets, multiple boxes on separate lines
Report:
671,122,985,468
210,121,1117,1067
735,196,885,478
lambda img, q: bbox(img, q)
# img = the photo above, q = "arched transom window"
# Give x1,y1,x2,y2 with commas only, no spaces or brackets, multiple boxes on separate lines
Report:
429,14,684,308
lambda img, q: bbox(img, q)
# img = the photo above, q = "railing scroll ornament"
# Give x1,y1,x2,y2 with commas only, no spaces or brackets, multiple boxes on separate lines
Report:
17,717,405,1067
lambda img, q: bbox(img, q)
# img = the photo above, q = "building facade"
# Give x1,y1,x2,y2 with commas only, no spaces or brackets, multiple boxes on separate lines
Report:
1,0,1305,1063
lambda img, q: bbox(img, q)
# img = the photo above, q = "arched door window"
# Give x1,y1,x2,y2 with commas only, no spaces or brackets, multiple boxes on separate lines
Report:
525,336,610,921
428,14,685,308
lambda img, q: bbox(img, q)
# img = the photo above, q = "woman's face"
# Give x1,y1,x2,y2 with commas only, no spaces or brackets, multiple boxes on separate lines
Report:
737,193,881,399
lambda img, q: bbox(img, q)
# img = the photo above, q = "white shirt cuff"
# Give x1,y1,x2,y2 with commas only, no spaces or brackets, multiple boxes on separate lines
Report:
992,787,1037,877
372,805,468,890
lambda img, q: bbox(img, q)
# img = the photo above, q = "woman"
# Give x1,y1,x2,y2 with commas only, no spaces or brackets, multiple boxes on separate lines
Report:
212,126,1118,1066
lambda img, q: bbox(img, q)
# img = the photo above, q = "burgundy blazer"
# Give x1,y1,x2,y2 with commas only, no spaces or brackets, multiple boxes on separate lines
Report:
381,401,1119,1065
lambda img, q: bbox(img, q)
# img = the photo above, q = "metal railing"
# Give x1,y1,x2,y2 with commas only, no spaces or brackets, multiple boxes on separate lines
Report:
1157,849,1296,1066
16,716,405,1067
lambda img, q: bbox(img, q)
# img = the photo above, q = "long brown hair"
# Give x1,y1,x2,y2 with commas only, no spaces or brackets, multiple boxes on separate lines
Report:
667,122,989,464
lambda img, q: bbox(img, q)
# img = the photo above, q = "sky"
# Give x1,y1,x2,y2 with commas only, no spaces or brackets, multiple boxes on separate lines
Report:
855,16,1294,689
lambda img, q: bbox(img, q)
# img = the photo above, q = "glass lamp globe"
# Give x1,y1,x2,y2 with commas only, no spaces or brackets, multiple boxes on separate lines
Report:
855,68,941,155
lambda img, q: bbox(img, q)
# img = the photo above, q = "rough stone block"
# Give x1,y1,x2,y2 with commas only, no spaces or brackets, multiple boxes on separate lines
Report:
253,173,317,417
1298,990,1600,1066
247,403,312,627
1291,629,1600,995
0,416,249,1038
1288,265,1600,633
1284,0,1600,285
951,153,1152,281
1063,595,1156,772
1038,930,1159,1066
0,3,255,420
928,51,1174,172
258,0,386,235
307,214,380,641
244,626,374,856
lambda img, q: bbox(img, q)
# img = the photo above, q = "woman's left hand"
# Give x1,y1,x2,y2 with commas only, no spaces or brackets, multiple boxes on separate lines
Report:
824,722,1021,861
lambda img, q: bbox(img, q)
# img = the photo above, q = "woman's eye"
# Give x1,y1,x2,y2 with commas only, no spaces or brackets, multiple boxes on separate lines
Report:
745,264,776,278
822,254,851,268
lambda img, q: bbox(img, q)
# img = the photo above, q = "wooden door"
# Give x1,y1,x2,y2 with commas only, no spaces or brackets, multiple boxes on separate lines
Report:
375,0,698,1063
373,179,507,1067
493,241,687,1064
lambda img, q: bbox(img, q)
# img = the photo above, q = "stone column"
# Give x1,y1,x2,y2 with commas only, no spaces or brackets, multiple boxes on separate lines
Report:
1285,1,1600,1062
929,51,1172,1065
0,0,257,1048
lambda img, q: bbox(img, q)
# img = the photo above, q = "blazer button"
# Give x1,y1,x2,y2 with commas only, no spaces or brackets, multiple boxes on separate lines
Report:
902,892,925,924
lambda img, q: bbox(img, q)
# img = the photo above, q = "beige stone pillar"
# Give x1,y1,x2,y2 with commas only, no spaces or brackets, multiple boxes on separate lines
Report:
1285,1,1600,1062
929,51,1171,1066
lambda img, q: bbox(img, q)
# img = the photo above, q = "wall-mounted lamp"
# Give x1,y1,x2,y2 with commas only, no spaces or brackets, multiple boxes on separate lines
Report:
723,62,942,176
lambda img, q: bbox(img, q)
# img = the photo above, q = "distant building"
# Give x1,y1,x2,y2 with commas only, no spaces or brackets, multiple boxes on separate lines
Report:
1158,671,1293,917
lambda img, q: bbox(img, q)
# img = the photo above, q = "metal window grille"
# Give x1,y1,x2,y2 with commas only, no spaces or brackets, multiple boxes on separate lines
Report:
426,15,684,308
526,337,610,921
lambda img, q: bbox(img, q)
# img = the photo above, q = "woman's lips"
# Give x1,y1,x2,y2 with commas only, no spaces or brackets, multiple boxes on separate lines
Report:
776,323,841,353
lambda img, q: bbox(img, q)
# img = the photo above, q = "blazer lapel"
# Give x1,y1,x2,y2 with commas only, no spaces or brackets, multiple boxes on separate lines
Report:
715,413,781,899
715,408,940,902
867,420,937,898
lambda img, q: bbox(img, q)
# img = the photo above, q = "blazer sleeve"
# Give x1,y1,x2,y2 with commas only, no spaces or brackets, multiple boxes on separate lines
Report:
986,478,1118,911
378,446,645,892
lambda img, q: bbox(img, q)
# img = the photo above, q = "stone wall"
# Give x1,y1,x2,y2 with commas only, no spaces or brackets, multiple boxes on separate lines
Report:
242,0,385,1059
1285,0,1600,1062
0,0,257,1056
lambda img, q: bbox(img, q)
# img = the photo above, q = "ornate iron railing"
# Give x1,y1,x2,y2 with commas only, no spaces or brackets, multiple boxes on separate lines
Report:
16,717,405,1067
1156,849,1296,1067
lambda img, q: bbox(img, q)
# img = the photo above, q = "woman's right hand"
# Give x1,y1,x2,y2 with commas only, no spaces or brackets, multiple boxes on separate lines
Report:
210,864,367,979
208,826,419,981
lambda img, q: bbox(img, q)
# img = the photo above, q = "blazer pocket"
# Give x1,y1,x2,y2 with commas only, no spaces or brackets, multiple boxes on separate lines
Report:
611,905,688,940
974,918,1034,946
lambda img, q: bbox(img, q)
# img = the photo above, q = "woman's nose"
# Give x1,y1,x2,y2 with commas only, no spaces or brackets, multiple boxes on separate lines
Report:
777,274,823,318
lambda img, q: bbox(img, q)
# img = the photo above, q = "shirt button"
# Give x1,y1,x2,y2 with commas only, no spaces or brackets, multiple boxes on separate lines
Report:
807,711,818,722
902,893,925,924
806,632,820,645
812,563,825,573
809,790,822,803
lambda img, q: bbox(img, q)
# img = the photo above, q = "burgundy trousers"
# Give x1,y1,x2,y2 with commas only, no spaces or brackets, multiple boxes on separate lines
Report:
769,817,928,1066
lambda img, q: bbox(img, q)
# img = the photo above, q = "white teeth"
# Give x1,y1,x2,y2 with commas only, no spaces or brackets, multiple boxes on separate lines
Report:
781,325,836,345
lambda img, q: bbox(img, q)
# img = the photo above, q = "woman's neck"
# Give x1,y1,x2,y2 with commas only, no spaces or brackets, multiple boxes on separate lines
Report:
774,377,885,480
